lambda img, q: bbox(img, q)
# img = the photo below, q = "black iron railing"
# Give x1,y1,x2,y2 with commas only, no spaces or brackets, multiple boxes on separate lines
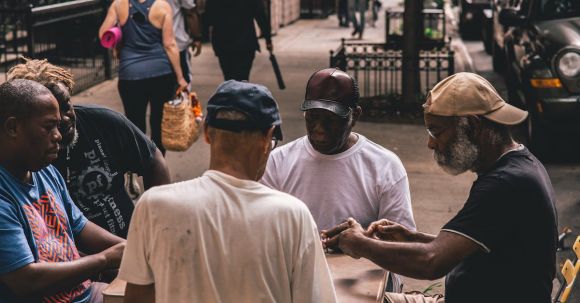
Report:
330,39,454,97
0,0,117,94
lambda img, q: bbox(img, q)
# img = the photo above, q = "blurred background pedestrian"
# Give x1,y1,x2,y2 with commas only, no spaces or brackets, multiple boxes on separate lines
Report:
348,0,366,39
205,0,273,81
99,0,187,155
169,0,203,88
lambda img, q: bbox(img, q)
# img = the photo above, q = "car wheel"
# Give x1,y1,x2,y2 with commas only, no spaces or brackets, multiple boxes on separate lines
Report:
492,41,505,73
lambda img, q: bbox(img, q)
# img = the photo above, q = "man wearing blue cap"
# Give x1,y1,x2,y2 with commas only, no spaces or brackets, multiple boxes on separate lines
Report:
119,80,337,302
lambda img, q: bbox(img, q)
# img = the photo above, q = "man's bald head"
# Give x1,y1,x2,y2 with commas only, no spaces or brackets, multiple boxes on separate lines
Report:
0,79,54,126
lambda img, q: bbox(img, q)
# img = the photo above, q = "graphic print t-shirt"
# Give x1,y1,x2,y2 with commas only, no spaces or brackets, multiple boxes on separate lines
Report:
0,165,89,303
53,105,157,238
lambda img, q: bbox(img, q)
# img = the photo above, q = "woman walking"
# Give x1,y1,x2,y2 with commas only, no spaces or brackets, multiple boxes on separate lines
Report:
100,0,187,155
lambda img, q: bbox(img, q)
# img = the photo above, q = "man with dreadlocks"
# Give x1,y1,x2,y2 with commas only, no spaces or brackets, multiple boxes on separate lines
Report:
8,58,171,239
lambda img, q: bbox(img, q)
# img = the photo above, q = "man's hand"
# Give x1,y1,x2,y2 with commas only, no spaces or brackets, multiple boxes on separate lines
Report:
322,218,368,259
190,40,202,57
367,219,416,242
102,242,125,269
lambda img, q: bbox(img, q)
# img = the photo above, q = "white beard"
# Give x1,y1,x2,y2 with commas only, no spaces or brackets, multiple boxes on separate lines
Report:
434,119,479,175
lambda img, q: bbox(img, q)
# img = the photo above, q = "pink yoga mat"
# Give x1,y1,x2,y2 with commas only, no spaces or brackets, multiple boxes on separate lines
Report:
101,26,122,49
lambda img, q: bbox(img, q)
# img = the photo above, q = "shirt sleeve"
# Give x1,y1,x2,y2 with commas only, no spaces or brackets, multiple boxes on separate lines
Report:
50,166,88,236
442,176,508,253
290,209,337,303
0,195,35,274
118,192,154,285
378,175,416,231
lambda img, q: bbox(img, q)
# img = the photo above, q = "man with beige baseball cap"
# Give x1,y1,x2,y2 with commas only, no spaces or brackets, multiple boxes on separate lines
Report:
322,73,558,303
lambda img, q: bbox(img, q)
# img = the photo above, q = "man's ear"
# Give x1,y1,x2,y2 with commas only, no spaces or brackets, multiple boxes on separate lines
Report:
351,106,362,128
203,122,211,144
263,126,275,155
4,117,19,138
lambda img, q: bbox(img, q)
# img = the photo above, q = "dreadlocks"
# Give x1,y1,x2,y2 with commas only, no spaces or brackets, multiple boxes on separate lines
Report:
7,56,75,92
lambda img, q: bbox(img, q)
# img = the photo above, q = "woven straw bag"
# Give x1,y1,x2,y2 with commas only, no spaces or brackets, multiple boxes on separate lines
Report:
161,91,202,151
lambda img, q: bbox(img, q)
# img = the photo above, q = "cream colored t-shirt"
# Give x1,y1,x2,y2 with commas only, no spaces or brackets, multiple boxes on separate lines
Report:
119,170,337,303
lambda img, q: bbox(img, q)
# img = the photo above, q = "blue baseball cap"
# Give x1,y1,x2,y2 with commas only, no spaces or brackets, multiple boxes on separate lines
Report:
206,80,283,140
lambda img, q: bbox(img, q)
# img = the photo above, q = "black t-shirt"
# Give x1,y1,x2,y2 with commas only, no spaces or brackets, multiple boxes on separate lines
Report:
53,105,157,238
442,147,557,303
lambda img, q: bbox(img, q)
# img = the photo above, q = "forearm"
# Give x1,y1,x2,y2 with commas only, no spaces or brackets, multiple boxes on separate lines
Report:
412,231,437,243
356,236,443,280
164,44,183,81
143,149,170,189
77,221,125,254
4,254,107,299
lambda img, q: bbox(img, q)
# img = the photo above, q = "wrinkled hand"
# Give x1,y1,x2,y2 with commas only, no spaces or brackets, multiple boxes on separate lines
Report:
190,40,202,57
367,219,415,242
322,218,367,259
103,242,125,269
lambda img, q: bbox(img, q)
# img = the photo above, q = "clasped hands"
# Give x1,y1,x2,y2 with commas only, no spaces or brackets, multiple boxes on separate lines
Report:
321,218,414,259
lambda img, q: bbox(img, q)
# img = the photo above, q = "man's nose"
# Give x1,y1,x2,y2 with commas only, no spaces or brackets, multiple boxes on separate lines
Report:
53,128,62,143
427,135,437,150
310,121,327,139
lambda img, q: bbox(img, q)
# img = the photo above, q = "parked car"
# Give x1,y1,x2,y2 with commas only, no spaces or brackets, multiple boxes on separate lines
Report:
457,0,492,38
498,0,580,153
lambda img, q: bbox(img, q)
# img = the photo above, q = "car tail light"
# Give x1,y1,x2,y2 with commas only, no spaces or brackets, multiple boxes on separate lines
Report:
530,78,563,88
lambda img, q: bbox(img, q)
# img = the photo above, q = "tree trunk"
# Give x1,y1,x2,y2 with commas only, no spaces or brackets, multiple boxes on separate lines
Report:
402,0,422,103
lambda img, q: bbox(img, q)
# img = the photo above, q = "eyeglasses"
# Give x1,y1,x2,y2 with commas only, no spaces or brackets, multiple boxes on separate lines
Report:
426,127,444,140
271,138,280,150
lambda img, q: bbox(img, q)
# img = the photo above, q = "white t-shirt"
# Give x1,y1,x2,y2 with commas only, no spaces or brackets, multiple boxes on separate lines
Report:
119,170,337,303
261,134,416,232
169,0,195,51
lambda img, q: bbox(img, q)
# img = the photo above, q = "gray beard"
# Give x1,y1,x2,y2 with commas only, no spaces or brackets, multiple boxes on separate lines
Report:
434,121,479,175
65,128,80,150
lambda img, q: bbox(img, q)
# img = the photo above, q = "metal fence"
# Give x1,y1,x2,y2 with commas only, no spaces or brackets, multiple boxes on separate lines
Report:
0,0,117,94
330,39,454,98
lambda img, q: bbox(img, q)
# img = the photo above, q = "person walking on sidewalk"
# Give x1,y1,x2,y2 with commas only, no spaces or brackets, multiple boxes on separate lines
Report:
348,0,367,39
8,58,171,239
119,80,337,302
205,0,273,81
99,0,188,155
168,0,203,85
322,73,558,303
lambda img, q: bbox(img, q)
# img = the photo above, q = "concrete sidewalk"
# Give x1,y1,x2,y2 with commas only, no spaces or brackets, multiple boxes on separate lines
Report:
72,6,473,294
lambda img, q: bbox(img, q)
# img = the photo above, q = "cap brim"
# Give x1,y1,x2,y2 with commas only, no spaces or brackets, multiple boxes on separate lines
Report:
301,100,351,117
484,103,528,126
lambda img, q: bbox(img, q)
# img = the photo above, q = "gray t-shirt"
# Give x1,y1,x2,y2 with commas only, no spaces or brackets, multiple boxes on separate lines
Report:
169,0,195,51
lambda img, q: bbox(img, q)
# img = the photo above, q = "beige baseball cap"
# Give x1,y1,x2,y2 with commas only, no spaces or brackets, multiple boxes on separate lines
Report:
423,72,528,125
